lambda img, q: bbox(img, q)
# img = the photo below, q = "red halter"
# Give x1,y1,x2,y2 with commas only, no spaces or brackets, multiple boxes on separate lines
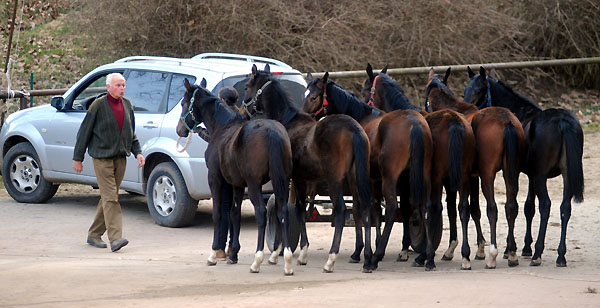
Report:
313,84,329,120
367,75,380,107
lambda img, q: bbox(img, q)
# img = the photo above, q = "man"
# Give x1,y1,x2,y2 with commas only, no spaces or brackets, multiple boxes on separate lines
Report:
73,72,145,252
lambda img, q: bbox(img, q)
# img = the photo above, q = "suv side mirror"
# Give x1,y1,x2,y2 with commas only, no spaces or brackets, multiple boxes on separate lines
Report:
50,96,65,111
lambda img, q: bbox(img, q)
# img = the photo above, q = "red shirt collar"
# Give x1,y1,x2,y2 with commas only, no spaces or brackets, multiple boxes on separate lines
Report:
107,93,123,105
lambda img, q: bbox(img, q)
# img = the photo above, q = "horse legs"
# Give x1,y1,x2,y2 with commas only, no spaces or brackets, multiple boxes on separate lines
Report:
207,177,226,266
504,172,520,267
227,186,244,264
457,178,472,270
480,174,499,269
247,184,270,274
470,176,486,260
293,182,310,266
371,176,399,269
349,198,364,263
557,174,573,267
398,178,411,262
522,178,536,257
531,177,550,266
442,182,458,261
323,183,347,273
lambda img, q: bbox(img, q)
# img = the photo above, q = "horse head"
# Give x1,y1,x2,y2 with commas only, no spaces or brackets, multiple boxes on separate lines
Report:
361,63,387,107
464,66,492,109
176,78,208,138
243,63,273,118
425,67,455,112
302,72,330,119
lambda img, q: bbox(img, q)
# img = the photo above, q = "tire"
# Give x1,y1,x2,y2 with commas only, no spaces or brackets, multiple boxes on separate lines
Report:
266,193,300,253
409,210,443,254
146,162,198,227
2,142,59,203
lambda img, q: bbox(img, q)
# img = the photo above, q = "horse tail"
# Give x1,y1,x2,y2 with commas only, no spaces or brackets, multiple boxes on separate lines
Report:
410,125,426,206
268,130,292,205
352,128,372,212
447,120,464,192
502,122,520,186
560,118,584,202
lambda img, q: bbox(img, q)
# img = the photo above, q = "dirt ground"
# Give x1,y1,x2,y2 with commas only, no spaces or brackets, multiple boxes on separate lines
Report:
1,131,599,307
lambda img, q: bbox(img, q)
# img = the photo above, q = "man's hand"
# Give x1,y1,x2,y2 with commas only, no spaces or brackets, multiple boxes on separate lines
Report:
136,154,145,168
73,161,83,173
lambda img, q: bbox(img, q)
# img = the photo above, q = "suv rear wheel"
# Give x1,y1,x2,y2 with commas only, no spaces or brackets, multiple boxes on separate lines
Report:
2,142,59,203
146,162,198,227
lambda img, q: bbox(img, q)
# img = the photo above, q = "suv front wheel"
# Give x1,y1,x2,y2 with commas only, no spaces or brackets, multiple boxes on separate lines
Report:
146,162,198,227
2,142,59,203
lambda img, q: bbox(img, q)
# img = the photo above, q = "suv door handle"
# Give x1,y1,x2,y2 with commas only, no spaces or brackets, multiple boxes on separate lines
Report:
143,121,159,128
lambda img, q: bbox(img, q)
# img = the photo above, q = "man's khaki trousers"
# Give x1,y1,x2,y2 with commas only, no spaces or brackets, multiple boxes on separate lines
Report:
88,157,126,242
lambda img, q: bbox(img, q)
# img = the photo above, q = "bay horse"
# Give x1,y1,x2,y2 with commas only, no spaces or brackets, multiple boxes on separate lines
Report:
362,65,481,269
420,67,525,269
176,78,295,275
464,66,584,267
303,72,437,270
244,64,373,273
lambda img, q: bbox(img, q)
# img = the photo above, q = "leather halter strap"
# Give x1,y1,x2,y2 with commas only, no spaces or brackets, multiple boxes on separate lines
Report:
367,75,380,107
243,80,272,118
312,83,329,120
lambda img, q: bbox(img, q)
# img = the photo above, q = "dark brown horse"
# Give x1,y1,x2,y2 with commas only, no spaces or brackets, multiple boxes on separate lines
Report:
176,79,294,275
362,65,480,269
464,66,584,267
303,72,437,270
244,64,373,272
422,67,525,269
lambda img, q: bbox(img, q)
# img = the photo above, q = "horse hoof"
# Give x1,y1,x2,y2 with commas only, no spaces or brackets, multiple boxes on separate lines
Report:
461,266,472,270
521,251,533,258
349,257,360,264
412,261,424,268
227,258,238,264
297,260,307,266
441,254,453,261
323,268,334,273
284,271,294,276
425,264,436,271
485,264,496,270
556,256,567,267
474,255,485,260
268,260,277,265
530,258,542,266
503,253,509,260
556,262,567,268
508,259,519,267
207,260,217,266
362,268,373,273
397,255,409,262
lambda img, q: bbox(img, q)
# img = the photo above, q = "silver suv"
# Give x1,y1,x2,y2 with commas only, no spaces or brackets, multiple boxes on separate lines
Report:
0,53,307,227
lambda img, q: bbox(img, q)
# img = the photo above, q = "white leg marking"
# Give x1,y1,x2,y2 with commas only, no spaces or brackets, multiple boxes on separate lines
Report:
250,250,264,273
297,246,309,265
269,244,282,265
461,257,471,270
476,242,486,259
284,247,294,275
207,250,218,266
323,253,337,273
398,250,409,262
487,244,498,269
443,240,458,259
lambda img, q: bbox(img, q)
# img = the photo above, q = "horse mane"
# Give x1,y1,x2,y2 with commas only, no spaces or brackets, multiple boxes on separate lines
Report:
327,82,378,120
494,79,542,111
191,84,245,127
262,77,300,126
378,73,421,111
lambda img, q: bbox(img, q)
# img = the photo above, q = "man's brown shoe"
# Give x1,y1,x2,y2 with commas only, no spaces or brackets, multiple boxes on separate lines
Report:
110,238,129,252
87,236,107,248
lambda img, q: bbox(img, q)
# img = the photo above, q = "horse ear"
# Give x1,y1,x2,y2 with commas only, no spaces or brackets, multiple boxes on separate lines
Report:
428,67,435,81
467,66,475,79
479,66,488,86
251,64,258,76
444,67,451,84
184,78,192,92
264,63,271,73
200,78,207,88
323,72,329,85
306,72,313,82
381,64,388,74
366,63,374,80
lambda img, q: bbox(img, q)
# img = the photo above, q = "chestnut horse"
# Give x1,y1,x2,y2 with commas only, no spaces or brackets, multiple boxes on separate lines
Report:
176,79,294,275
303,72,437,270
244,64,373,273
464,66,584,267
422,67,525,269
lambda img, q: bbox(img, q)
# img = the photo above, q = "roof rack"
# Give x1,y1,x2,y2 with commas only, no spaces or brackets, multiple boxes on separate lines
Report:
192,53,292,69
114,56,191,65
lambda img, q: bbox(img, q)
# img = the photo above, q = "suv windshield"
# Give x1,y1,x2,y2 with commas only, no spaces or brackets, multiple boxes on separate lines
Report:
214,74,306,108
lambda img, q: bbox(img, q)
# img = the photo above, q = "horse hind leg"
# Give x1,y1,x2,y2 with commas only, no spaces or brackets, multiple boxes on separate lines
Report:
293,182,310,266
557,173,573,267
227,187,245,264
323,183,346,273
349,200,364,263
522,179,536,258
531,177,550,267
247,184,268,273
442,185,459,261
470,176,486,260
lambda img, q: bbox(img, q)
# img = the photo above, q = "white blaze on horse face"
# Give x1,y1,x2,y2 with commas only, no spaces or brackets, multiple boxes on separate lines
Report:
250,250,264,273
304,89,310,98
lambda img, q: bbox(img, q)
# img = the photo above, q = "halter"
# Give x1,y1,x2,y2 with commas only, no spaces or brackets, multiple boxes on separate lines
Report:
476,76,493,109
243,80,272,118
424,78,454,112
312,82,329,120
180,88,201,132
367,75,380,107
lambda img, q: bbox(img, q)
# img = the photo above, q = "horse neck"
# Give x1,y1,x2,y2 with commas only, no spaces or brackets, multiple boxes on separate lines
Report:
262,82,299,127
490,80,541,122
429,87,478,116
380,81,420,112
200,98,243,134
328,83,378,122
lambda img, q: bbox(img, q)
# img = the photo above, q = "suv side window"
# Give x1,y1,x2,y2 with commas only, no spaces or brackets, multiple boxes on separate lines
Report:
71,75,110,111
124,70,169,113
167,74,196,111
